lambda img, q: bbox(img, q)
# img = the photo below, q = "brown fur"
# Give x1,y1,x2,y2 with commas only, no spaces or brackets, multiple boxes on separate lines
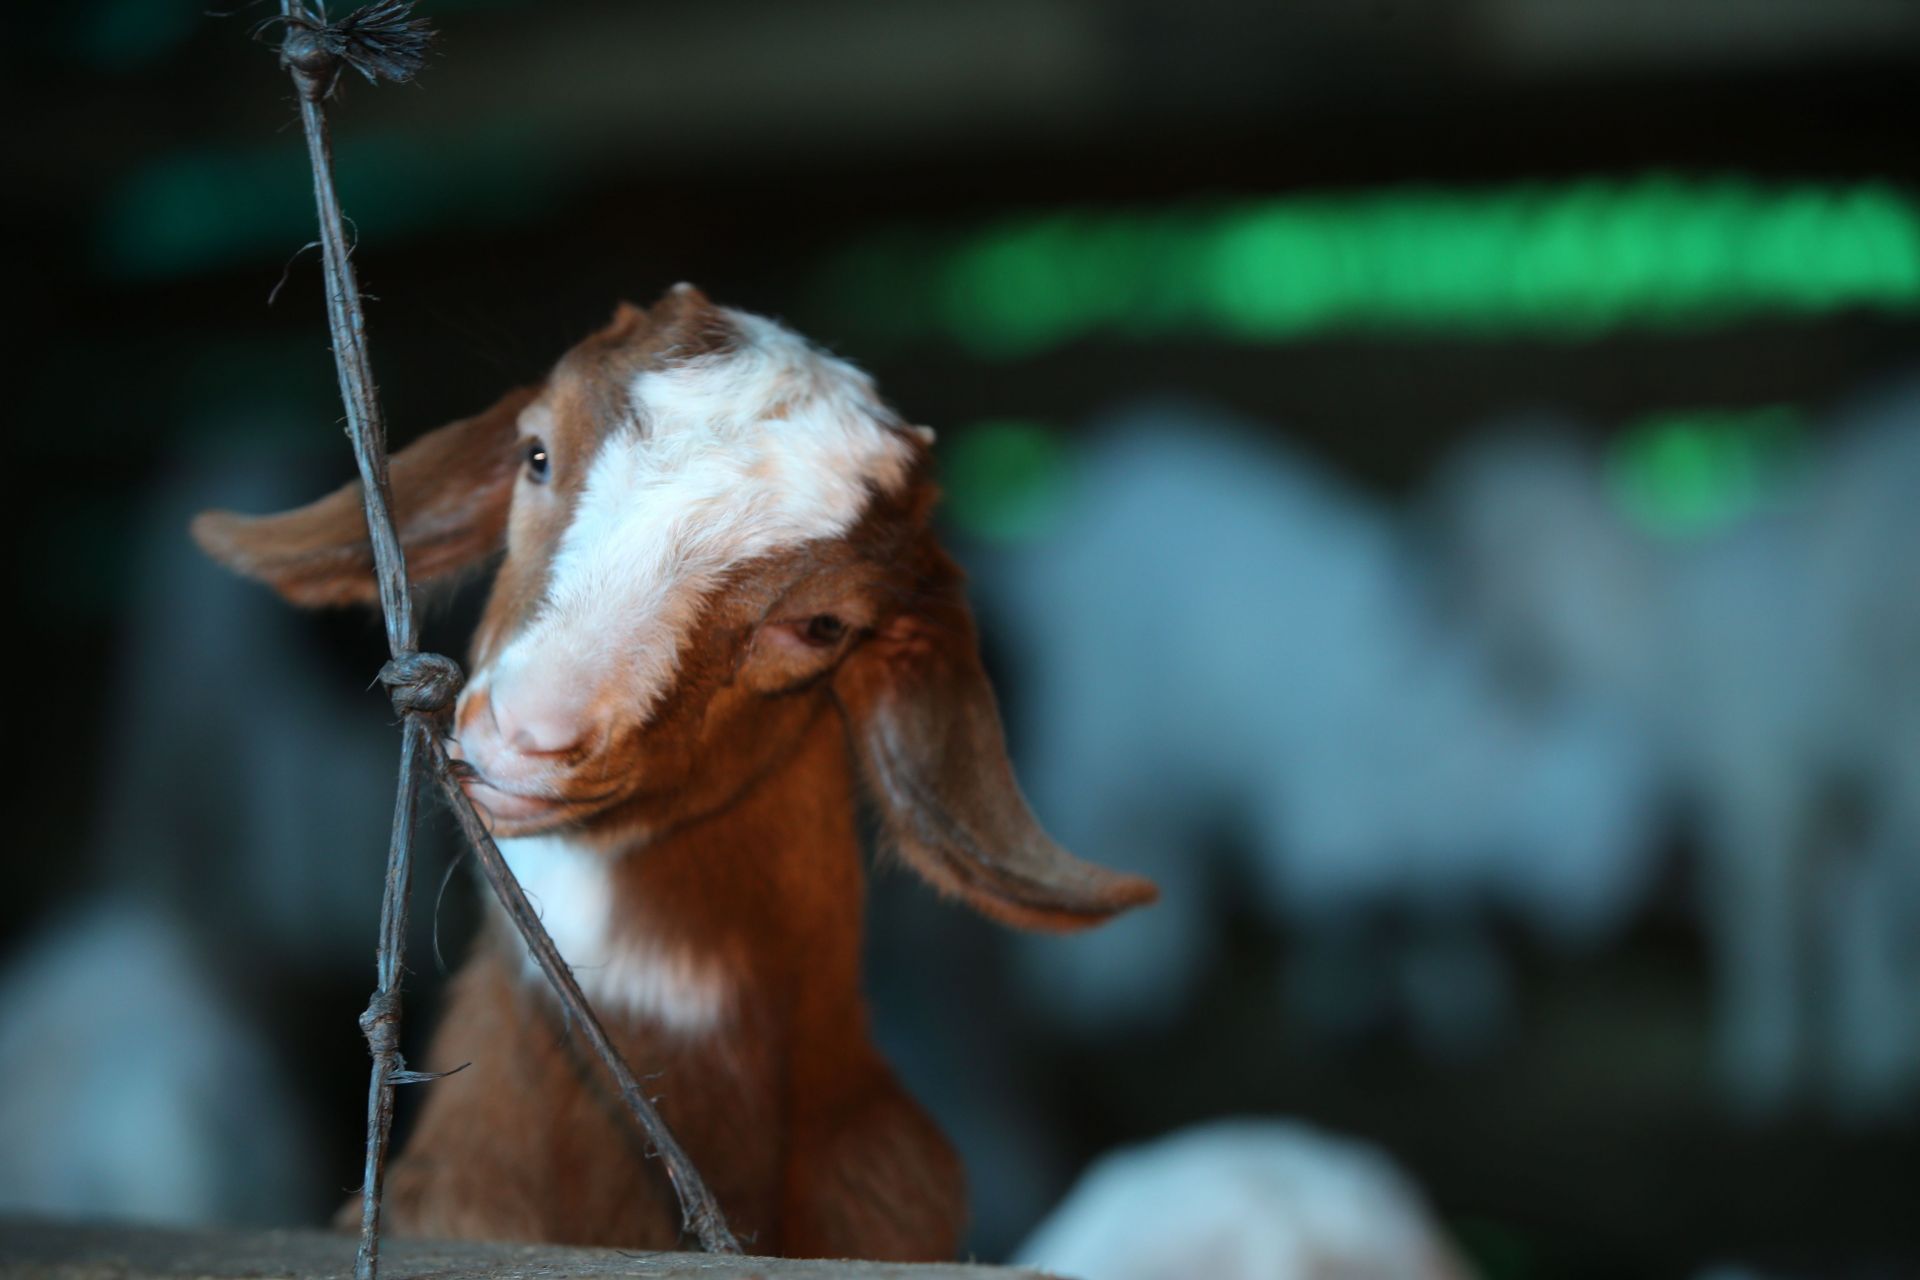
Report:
193,286,1155,1259
191,386,539,608
381,712,963,1255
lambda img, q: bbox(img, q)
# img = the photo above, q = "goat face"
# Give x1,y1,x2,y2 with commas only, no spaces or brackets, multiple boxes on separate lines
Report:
194,285,1156,931
450,287,926,839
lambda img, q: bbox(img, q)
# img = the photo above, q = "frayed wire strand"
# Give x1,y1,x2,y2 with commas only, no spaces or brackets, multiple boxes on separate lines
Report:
247,1,435,99
250,3,741,1272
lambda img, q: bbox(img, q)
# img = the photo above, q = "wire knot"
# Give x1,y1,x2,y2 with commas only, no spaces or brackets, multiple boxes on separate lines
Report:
278,1,435,100
379,651,464,720
359,989,403,1057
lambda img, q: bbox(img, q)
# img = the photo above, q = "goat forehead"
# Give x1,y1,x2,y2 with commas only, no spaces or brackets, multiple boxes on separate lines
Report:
498,309,917,709
630,309,908,447
561,311,914,577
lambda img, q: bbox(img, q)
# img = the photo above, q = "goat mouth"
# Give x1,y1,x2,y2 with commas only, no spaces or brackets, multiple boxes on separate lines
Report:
460,777,557,824
459,774,624,830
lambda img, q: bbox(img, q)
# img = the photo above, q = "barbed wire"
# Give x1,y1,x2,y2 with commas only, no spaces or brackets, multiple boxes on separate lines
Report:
260,4,741,1273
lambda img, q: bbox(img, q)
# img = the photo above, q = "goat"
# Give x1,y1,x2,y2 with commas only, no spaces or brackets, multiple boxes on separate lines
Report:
1015,1119,1467,1280
1431,385,1920,1116
983,402,1662,1054
191,284,1157,1259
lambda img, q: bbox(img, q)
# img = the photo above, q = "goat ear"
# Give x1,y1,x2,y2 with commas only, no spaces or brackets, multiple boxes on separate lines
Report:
191,385,540,607
835,542,1158,932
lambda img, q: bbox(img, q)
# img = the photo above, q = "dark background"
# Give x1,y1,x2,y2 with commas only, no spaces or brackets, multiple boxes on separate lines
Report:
7,2,1920,1276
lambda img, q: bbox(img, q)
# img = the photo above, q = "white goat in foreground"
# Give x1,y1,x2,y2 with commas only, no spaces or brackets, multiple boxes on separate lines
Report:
1015,1119,1466,1280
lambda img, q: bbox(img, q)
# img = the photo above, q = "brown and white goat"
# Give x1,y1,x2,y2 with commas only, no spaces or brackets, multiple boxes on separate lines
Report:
192,285,1156,1260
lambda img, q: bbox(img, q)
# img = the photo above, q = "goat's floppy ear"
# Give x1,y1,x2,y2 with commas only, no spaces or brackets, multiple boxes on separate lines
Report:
192,386,540,607
836,542,1158,932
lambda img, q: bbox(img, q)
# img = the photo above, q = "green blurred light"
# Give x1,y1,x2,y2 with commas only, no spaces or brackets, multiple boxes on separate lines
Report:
1606,404,1809,537
1447,1217,1538,1280
948,405,1808,544
816,176,1920,356
56,0,536,70
940,419,1075,543
96,126,569,280
59,0,201,71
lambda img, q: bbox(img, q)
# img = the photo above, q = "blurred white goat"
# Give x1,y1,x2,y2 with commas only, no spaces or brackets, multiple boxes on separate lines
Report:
1015,1119,1466,1280
985,402,1665,1057
1430,380,1920,1116
0,442,397,1225
0,899,310,1224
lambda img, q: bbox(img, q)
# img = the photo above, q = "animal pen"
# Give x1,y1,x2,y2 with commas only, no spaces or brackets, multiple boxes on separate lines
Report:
12,1,1916,1276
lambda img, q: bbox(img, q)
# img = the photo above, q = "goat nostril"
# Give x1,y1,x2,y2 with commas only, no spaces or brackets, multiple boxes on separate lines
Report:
508,726,582,759
485,673,592,761
493,696,589,758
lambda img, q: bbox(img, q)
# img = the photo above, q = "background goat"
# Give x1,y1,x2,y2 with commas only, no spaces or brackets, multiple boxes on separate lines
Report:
1431,383,1920,1115
990,402,1664,1058
983,386,1920,1116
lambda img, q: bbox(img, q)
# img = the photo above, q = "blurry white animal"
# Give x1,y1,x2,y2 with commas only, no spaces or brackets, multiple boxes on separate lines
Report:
94,446,400,970
1015,1119,1465,1280
0,899,311,1224
983,401,1665,1055
1429,378,1920,1116
0,439,398,1225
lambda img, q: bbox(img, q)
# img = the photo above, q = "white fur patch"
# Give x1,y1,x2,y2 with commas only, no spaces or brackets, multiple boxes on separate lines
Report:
497,834,732,1034
488,305,919,724
1017,1120,1459,1280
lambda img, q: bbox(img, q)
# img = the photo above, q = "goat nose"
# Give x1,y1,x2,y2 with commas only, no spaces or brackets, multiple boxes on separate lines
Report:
488,682,593,759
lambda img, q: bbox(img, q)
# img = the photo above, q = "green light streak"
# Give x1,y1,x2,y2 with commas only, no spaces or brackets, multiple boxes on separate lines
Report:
57,0,201,71
940,419,1075,543
1605,404,1809,537
941,406,1811,545
55,0,536,70
816,176,1920,356
96,126,569,280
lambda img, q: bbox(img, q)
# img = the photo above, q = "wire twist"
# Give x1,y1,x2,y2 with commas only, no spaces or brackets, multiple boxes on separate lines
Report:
260,5,741,1274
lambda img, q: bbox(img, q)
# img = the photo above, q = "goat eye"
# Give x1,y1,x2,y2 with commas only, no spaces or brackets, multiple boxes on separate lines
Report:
524,439,550,483
802,614,847,647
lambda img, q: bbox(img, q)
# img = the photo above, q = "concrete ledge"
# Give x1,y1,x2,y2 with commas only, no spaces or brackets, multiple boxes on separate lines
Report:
0,1219,1046,1280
